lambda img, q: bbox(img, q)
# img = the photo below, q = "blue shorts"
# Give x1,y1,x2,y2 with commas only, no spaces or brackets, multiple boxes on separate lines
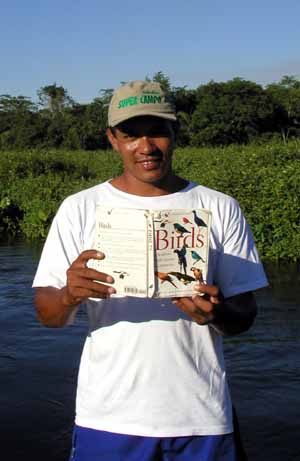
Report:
70,425,239,461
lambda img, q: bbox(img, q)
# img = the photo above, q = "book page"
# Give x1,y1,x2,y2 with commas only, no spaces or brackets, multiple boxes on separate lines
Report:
153,209,211,298
89,206,153,297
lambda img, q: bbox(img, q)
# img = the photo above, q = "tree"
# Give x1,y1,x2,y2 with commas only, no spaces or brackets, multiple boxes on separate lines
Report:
191,78,276,146
0,95,43,149
170,86,197,146
0,95,37,134
64,126,81,150
98,88,114,106
146,71,171,93
266,75,300,142
37,83,74,113
79,98,110,150
0,94,37,113
171,86,196,114
144,74,197,145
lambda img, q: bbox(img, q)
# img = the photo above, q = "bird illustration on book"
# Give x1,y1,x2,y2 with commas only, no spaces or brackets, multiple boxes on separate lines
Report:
191,250,205,265
192,210,207,228
154,217,169,228
168,272,195,285
155,271,177,288
182,216,193,225
173,223,191,236
160,218,169,228
174,243,188,274
113,270,129,279
191,267,204,283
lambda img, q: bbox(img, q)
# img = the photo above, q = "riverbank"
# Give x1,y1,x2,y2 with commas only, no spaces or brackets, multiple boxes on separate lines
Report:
1,140,300,260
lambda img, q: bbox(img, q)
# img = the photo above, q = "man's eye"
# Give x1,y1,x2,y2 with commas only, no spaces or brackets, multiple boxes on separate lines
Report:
149,129,169,137
123,133,136,140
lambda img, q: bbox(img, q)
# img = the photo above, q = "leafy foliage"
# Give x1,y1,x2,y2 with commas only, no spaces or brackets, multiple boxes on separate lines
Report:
0,142,299,262
2,75,300,151
191,78,276,146
173,141,300,260
266,76,300,142
37,83,74,113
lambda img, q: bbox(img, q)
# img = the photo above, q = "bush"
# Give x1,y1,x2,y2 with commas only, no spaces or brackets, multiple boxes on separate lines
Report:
0,141,299,261
173,141,300,260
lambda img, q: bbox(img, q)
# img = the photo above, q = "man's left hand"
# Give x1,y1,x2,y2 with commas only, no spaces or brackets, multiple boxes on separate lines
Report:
172,284,223,326
172,285,257,335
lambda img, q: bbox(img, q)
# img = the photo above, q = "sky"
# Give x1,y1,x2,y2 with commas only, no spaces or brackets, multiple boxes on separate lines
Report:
1,0,300,103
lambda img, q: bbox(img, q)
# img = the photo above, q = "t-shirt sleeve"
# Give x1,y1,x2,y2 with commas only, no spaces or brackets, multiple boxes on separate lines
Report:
213,199,268,298
32,198,83,289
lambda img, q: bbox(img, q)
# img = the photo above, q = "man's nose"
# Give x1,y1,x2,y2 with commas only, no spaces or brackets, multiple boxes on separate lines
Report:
137,136,156,154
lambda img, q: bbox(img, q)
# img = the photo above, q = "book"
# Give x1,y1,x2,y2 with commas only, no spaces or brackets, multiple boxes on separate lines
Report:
89,205,211,298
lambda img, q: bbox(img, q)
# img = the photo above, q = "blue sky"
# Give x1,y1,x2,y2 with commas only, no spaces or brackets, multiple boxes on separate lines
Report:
1,0,300,103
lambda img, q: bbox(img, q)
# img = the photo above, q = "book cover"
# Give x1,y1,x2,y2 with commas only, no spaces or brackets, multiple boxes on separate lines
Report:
89,206,211,298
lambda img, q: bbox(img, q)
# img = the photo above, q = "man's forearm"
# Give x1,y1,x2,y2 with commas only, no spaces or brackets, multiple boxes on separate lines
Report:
34,286,79,328
211,291,257,336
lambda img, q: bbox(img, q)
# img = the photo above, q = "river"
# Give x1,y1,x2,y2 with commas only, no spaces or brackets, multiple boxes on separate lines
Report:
0,239,299,460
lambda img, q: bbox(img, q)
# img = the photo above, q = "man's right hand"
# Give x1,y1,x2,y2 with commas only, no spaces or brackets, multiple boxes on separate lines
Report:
63,250,116,307
34,249,116,328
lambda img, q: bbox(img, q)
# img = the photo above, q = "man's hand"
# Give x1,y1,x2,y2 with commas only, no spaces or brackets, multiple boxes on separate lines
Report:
63,250,116,307
34,249,116,328
172,284,223,326
172,284,257,336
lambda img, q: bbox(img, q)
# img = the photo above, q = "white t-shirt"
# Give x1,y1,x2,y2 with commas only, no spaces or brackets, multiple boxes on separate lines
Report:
33,180,268,437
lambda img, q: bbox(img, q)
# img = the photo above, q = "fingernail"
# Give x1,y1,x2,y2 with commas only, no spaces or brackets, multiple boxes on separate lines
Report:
193,293,204,298
108,287,116,294
106,276,114,283
96,251,104,258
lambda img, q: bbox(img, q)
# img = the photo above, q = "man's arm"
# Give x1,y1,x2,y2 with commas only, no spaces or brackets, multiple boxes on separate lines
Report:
172,284,257,336
34,250,116,328
35,286,78,328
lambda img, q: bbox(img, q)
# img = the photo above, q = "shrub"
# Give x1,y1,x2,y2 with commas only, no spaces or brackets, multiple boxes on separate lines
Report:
0,141,299,261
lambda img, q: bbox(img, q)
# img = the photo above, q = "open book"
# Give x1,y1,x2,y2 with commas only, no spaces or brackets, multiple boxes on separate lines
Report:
89,205,211,298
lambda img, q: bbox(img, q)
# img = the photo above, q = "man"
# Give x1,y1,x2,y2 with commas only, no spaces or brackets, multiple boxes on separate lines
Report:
33,80,268,461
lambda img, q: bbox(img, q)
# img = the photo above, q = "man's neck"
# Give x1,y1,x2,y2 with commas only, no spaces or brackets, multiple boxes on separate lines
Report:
110,175,189,197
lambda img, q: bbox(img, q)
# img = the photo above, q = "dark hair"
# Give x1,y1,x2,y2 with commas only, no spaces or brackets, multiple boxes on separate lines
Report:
109,126,117,136
109,119,179,138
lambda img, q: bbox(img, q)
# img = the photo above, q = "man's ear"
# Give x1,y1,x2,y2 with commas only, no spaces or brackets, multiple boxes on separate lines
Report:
106,128,119,152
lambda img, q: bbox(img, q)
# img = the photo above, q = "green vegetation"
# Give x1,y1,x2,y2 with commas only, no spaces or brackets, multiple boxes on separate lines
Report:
1,141,299,261
1,73,300,150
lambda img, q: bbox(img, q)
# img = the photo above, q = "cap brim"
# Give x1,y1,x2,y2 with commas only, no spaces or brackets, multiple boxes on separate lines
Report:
110,112,177,127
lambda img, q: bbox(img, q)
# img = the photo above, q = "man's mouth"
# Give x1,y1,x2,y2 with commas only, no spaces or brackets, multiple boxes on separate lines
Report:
138,158,161,170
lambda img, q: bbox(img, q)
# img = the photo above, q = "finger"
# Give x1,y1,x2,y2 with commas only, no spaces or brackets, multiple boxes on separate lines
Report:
172,297,214,324
70,277,116,295
70,267,115,284
88,279,117,295
210,296,220,305
174,295,213,314
194,283,219,298
194,285,223,305
67,282,116,303
191,295,215,313
67,287,114,302
72,250,105,268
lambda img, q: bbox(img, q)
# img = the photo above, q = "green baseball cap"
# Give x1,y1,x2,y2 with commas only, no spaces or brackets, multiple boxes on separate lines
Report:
108,80,177,127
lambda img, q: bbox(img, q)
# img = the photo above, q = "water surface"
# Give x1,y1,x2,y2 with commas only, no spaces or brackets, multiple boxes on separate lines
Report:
0,240,299,460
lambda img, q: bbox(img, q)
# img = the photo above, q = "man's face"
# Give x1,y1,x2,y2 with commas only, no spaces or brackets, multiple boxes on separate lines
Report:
107,116,175,187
